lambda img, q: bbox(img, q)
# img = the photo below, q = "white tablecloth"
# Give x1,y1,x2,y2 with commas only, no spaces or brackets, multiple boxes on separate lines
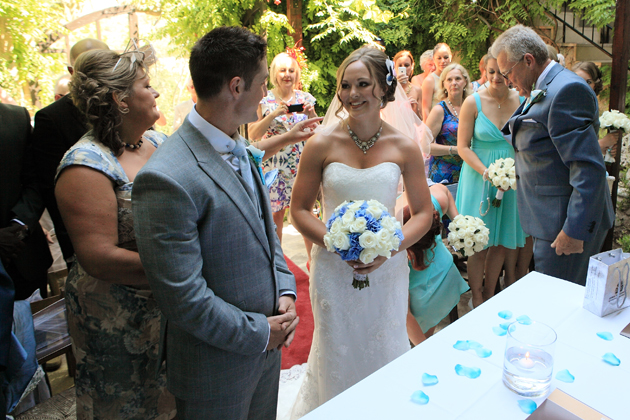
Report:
302,272,630,419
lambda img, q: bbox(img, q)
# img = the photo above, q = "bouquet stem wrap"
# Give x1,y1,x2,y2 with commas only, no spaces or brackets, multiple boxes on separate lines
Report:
323,199,403,290
492,189,505,208
486,158,516,208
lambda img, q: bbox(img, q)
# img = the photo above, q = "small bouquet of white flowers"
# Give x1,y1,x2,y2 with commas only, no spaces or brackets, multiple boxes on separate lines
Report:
323,199,404,290
600,110,630,133
447,215,490,257
486,157,517,207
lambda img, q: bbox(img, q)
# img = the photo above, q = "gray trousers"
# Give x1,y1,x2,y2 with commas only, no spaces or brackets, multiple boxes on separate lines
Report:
175,349,281,420
533,226,608,286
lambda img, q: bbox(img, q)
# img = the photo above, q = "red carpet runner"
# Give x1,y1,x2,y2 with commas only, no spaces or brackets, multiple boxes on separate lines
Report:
281,256,313,369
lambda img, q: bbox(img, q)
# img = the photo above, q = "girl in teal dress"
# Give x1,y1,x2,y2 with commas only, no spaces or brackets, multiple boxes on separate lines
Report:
456,53,531,308
405,184,469,345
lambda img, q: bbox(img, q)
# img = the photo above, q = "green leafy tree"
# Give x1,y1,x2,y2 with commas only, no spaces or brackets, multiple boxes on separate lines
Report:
0,0,67,110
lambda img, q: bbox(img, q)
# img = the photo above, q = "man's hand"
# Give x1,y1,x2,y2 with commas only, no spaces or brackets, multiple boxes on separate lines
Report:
287,117,324,143
0,224,27,261
266,311,299,350
277,295,298,348
550,230,584,256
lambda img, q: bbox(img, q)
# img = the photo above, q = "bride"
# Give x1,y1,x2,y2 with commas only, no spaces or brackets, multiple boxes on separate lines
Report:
288,47,434,418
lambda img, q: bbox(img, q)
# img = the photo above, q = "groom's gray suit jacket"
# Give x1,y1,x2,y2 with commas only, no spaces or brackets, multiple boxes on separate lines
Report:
502,64,614,245
133,119,296,401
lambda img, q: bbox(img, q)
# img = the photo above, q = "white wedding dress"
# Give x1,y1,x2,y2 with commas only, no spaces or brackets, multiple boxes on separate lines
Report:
288,161,411,419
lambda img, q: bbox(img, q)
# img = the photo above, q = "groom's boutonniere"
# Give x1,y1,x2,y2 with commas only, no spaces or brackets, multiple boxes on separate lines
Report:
246,145,265,182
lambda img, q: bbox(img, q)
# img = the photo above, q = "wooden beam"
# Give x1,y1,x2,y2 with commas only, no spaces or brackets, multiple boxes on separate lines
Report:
286,0,303,47
603,0,630,250
64,6,159,32
129,12,139,41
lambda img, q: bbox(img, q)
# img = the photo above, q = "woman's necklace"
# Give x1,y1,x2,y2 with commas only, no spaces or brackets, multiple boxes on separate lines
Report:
446,98,459,120
487,87,508,109
404,83,412,96
346,122,383,154
122,139,143,149
275,88,294,104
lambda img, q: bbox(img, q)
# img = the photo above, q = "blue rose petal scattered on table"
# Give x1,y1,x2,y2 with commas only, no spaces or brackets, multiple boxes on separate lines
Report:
498,310,513,319
596,332,613,341
500,322,511,330
455,364,481,379
518,399,537,414
411,390,429,405
556,369,575,383
474,348,492,358
602,353,620,366
422,373,438,386
516,315,532,325
492,326,507,336
453,340,470,351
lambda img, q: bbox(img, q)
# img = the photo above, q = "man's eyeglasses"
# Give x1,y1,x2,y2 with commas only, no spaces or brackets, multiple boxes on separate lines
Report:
500,57,524,81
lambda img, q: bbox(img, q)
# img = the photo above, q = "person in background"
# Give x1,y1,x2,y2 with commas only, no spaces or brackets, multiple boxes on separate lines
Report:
456,50,529,308
172,77,197,131
394,50,422,117
53,75,71,101
411,50,435,89
248,52,317,247
0,104,52,300
55,48,176,419
405,184,468,345
421,43,452,120
493,25,613,285
425,63,471,184
472,55,488,92
31,38,110,266
572,61,618,157
546,44,559,62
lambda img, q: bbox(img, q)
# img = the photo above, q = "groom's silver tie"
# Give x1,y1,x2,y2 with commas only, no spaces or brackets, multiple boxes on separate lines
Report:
231,140,254,192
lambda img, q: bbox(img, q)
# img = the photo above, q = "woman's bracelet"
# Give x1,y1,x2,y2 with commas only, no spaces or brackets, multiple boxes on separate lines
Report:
449,146,453,156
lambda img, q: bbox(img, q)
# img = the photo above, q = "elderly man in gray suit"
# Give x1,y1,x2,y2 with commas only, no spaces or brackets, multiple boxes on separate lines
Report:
133,27,300,419
493,25,614,286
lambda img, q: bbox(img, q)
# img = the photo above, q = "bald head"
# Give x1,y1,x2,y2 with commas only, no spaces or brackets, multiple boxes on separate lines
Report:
70,39,109,66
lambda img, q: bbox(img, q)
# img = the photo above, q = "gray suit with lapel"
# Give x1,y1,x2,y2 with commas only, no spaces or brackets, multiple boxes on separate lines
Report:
132,118,296,418
502,64,614,285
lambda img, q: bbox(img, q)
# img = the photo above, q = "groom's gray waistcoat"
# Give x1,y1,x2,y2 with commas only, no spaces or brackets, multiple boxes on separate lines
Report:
502,65,614,243
133,119,295,400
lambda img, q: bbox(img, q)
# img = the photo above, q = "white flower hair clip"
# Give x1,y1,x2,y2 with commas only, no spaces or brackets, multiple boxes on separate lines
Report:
385,58,395,86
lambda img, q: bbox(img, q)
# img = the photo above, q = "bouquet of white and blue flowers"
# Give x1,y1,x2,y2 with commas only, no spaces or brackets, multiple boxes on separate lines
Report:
323,199,404,290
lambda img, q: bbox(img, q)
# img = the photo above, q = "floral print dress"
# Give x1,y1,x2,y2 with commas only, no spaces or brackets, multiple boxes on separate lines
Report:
428,101,463,184
260,90,316,212
56,130,176,420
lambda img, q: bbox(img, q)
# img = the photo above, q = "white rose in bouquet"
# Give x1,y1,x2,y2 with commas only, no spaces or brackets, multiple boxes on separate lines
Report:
448,215,490,257
359,231,378,249
332,232,351,250
600,110,630,133
349,217,367,233
359,248,379,264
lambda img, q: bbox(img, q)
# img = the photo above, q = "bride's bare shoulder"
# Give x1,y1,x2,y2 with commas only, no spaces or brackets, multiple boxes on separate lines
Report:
381,121,416,149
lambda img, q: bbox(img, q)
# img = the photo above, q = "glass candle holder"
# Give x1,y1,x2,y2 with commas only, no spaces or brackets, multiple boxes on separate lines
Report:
502,321,557,397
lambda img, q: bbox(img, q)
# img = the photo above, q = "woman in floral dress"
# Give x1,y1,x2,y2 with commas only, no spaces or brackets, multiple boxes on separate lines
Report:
249,52,317,248
55,48,175,419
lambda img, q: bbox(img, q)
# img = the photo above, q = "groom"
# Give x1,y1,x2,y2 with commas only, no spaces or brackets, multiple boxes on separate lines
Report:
493,25,614,285
133,27,298,419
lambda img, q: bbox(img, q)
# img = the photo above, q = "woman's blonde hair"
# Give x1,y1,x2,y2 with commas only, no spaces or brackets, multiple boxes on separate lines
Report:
269,52,301,89
437,63,473,102
334,47,397,118
70,49,148,156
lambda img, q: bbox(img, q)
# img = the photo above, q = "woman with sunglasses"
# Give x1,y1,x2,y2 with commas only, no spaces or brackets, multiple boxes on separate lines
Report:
55,49,176,419
456,50,529,308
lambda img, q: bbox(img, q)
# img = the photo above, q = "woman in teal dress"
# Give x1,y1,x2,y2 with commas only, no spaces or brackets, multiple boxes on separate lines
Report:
456,52,531,309
405,184,469,345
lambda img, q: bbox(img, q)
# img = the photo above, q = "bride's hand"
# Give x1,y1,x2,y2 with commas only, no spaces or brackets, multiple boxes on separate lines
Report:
344,255,389,275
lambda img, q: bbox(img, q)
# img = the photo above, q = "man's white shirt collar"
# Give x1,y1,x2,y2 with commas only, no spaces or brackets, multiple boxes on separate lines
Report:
187,105,240,152
535,60,557,90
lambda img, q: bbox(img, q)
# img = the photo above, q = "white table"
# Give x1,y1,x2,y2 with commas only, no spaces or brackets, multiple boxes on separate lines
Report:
302,272,630,419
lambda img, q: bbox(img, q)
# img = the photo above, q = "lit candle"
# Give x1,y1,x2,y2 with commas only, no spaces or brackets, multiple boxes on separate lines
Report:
518,351,535,369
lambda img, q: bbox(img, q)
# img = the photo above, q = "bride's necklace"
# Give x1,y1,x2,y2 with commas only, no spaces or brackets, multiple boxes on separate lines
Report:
346,121,383,154
446,98,460,120
487,87,508,109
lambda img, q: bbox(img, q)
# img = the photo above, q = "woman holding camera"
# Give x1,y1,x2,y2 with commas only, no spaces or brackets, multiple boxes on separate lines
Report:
249,52,317,246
